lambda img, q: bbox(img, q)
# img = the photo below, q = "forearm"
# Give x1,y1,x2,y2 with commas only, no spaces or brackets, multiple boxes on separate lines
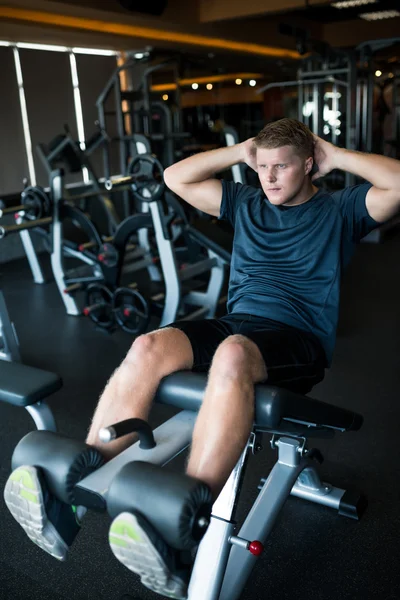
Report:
164,144,245,185
335,148,400,190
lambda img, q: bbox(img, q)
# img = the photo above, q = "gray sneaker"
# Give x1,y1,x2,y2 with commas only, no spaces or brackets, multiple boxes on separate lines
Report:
109,510,191,599
4,465,81,561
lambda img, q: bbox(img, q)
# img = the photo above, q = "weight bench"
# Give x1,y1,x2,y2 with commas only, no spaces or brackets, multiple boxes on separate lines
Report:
0,359,61,431
9,371,365,600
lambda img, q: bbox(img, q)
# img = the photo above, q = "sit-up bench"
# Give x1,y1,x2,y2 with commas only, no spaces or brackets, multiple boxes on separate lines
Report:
0,360,61,431
10,371,366,600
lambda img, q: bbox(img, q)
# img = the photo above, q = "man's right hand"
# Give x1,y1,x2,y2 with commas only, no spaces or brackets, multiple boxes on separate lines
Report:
241,138,258,172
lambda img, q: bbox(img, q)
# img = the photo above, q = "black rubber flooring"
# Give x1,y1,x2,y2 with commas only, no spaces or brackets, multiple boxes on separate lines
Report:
1,234,400,600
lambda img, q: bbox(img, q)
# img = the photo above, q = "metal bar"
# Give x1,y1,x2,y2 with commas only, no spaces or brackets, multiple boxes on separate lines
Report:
257,76,348,95
18,227,46,284
0,204,24,217
105,175,136,190
332,82,338,146
312,82,319,134
366,71,374,153
179,258,217,282
0,291,21,362
25,402,57,432
0,216,52,239
149,201,181,326
50,171,80,316
76,410,196,495
355,80,362,150
219,438,309,600
299,68,350,77
188,445,250,600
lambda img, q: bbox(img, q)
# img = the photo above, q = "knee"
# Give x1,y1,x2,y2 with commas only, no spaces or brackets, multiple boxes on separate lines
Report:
124,332,161,366
211,335,255,380
122,328,193,375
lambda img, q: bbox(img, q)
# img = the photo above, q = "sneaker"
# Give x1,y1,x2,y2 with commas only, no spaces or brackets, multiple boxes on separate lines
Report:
3,465,82,561
109,510,191,599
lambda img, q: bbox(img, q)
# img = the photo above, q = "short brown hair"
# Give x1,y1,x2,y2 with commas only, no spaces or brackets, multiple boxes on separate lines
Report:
253,118,314,159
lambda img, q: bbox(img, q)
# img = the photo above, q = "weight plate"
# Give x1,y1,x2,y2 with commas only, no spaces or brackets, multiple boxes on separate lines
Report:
113,287,150,335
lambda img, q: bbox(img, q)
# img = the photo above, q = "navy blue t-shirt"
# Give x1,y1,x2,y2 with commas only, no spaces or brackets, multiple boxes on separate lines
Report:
219,180,380,366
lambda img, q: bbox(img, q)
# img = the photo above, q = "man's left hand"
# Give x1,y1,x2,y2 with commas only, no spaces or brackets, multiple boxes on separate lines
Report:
312,135,342,181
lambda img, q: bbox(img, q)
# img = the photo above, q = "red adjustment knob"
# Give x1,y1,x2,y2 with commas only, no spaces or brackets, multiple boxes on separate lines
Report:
83,307,90,316
98,254,105,262
248,541,264,556
78,244,85,252
123,308,131,317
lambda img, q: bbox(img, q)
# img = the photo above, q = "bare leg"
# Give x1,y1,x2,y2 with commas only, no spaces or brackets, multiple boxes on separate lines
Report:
186,335,267,500
86,328,193,460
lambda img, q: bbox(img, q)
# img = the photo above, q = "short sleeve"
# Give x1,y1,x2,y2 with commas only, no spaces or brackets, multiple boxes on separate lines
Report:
219,180,255,227
334,183,380,243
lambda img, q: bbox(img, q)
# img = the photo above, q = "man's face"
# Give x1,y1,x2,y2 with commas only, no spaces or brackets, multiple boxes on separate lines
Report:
256,145,313,206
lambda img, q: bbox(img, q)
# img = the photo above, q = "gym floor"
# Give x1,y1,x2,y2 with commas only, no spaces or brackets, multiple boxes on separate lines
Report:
1,234,400,600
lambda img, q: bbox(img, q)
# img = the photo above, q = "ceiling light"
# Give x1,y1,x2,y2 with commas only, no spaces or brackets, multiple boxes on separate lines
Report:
331,0,376,8
359,9,400,20
235,78,242,85
249,79,257,87
72,48,117,56
192,83,199,89
375,70,382,77
206,83,213,90
17,42,67,52
162,94,168,100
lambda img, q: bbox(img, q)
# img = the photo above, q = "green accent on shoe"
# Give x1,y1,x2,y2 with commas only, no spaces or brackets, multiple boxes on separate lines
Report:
20,489,39,504
109,536,129,548
110,520,142,541
10,468,36,490
71,505,80,526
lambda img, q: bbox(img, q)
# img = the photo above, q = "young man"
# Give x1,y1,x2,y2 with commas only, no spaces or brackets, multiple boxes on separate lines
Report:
5,119,400,599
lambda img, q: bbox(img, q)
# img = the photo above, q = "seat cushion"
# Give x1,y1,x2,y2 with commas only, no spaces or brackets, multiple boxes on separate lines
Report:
0,360,62,407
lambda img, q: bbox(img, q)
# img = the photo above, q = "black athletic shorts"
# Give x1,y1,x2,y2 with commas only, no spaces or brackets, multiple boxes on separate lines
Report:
168,314,326,395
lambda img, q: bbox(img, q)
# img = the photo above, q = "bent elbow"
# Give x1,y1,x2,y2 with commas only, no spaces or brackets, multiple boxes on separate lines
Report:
163,166,177,190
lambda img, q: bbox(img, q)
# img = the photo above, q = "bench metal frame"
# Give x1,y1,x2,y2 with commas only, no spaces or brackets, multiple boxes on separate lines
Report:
77,409,350,600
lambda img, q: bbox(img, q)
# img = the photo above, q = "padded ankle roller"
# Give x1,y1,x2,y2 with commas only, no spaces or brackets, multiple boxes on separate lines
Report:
107,461,213,550
11,431,105,505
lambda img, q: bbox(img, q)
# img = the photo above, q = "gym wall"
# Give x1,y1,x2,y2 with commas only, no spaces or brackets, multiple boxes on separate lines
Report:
0,47,28,196
20,49,78,188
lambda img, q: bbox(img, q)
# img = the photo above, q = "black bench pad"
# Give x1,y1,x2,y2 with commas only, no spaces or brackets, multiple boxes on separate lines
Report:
0,360,62,407
155,371,363,435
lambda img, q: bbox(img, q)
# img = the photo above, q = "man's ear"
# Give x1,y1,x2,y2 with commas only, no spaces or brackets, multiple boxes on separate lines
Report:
305,156,314,176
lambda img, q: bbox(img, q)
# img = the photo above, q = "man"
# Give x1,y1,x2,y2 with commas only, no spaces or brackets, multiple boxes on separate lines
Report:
5,119,400,599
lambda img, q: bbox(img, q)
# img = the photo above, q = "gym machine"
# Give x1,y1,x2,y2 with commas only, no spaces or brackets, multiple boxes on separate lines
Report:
257,48,356,189
96,54,190,176
37,123,124,230
356,38,400,158
70,155,229,333
5,370,367,599
223,126,248,185
0,290,60,431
